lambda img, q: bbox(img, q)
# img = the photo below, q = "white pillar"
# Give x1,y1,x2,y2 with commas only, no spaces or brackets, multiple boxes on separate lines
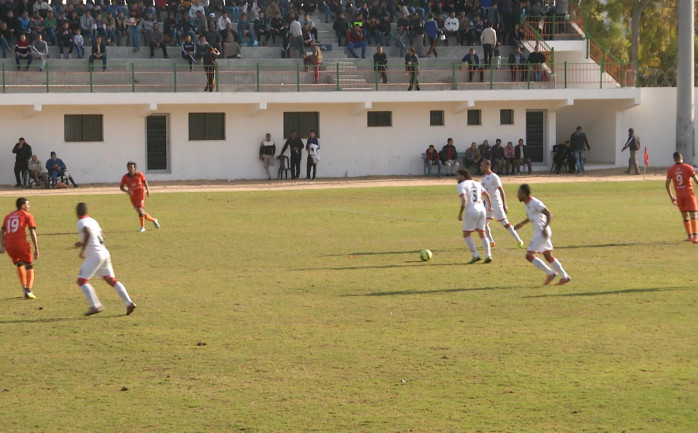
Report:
676,0,695,164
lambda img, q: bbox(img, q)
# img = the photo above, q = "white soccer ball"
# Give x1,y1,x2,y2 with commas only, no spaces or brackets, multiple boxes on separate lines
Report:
419,249,433,261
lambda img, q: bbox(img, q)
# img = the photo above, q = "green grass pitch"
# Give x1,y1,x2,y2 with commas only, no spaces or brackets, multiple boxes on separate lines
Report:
0,180,695,432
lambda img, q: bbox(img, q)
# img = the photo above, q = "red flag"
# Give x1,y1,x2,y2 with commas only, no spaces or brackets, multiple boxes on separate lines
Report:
644,147,649,167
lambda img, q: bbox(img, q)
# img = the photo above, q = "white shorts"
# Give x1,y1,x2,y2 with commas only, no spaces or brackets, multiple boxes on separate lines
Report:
528,227,554,253
486,205,506,221
78,251,115,280
462,208,486,232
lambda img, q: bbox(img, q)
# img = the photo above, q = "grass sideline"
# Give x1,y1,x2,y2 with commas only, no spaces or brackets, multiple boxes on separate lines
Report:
0,180,695,432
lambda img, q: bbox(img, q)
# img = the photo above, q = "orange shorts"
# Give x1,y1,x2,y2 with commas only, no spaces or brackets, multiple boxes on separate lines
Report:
130,194,145,209
677,193,697,213
5,241,32,265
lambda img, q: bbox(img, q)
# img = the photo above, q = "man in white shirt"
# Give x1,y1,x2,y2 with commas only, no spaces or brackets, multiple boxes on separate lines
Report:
443,11,459,45
74,202,137,316
480,22,496,68
514,184,571,285
480,159,524,248
457,169,493,264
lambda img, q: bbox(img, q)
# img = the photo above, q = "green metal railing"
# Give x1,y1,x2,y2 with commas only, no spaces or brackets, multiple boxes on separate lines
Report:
0,59,630,93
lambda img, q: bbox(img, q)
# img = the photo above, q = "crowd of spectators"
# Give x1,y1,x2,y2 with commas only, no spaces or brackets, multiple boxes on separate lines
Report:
425,136,532,177
0,0,567,66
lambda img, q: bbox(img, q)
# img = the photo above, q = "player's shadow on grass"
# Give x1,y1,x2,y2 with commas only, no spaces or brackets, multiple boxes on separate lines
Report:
345,285,516,297
556,241,676,250
0,313,129,324
296,262,456,271
523,287,684,298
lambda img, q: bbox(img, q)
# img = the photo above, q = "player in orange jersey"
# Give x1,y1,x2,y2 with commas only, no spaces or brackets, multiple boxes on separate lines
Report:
120,162,160,233
666,152,698,243
0,198,39,299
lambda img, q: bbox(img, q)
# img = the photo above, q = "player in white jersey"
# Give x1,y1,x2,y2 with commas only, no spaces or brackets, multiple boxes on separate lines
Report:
74,202,137,316
513,184,571,285
480,159,524,248
457,169,493,264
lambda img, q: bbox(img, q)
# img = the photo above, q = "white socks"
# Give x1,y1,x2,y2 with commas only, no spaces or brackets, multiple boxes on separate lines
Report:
505,223,522,243
80,284,102,309
465,236,478,257
530,257,553,275
485,224,494,244
549,259,569,279
112,281,133,306
481,238,491,258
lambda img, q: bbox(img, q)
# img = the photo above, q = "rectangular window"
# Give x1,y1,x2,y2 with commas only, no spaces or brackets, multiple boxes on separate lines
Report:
467,109,481,126
500,109,514,125
367,111,392,127
430,110,444,126
188,113,226,140
64,114,103,142
284,112,320,138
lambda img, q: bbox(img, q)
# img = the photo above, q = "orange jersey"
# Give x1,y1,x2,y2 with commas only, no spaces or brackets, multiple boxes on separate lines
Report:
120,172,147,195
2,210,36,244
667,163,696,195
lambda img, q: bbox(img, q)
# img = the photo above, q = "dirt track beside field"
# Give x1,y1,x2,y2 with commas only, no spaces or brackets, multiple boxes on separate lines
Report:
0,168,668,197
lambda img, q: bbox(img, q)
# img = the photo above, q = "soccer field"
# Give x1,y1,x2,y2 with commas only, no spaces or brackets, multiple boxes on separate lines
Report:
0,180,695,432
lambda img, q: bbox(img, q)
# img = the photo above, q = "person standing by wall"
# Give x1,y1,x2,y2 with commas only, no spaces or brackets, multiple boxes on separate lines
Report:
281,130,305,179
305,130,320,180
570,126,590,175
12,137,32,188
621,128,640,175
259,133,276,180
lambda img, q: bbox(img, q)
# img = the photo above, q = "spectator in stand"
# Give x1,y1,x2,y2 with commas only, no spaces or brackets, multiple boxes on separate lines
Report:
503,141,516,174
468,14,482,45
462,47,483,82
255,12,274,45
498,0,513,44
226,0,241,23
409,12,425,56
424,13,441,58
303,39,322,83
14,34,33,70
424,144,442,177
480,21,496,68
346,23,366,58
217,11,232,40
373,45,387,84
5,10,20,40
333,12,348,46
508,44,526,81
237,12,256,46
512,23,523,46
73,27,85,58
464,142,481,173
527,44,546,81
88,34,107,70
440,138,460,176
394,24,407,57
30,11,45,43
289,15,304,57
149,22,168,58
490,139,505,174
141,12,155,45
163,11,177,45
443,11,459,45
155,0,169,21
1,22,13,58
266,0,281,21
301,12,317,41
45,151,78,187
205,23,222,52
19,11,31,40
404,45,419,90
221,22,240,57
12,138,32,188
378,14,391,47
34,0,53,18
115,11,130,46
104,12,116,45
127,4,142,52
28,154,48,187
365,16,380,46
80,9,95,44
189,0,206,20
181,34,198,69
44,11,58,45
30,34,48,71
270,11,284,44
57,21,73,58
514,138,532,174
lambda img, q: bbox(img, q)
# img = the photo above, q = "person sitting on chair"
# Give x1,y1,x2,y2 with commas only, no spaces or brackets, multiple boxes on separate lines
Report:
28,154,48,187
45,151,78,187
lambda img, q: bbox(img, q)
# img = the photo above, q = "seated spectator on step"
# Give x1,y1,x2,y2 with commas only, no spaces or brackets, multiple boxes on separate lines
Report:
490,139,505,174
346,23,366,58
222,23,241,57
28,154,48,187
115,11,130,46
478,139,492,166
148,22,169,58
73,28,85,58
424,144,442,176
270,11,285,44
301,12,318,41
58,21,73,58
14,34,33,70
0,22,13,59
443,11,459,45
88,34,108,70
238,12,257,46
464,142,481,173
181,34,198,68
514,138,532,174
378,14,392,46
254,11,271,45
45,151,78,187
440,138,460,176
503,141,516,174
30,34,48,71
552,140,573,174
205,22,222,52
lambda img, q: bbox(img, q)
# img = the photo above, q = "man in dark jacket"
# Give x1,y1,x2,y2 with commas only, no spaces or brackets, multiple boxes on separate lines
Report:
621,127,640,175
281,130,305,179
373,45,387,84
440,138,459,176
424,144,442,176
514,138,531,174
570,126,590,175
88,35,108,70
12,137,32,187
